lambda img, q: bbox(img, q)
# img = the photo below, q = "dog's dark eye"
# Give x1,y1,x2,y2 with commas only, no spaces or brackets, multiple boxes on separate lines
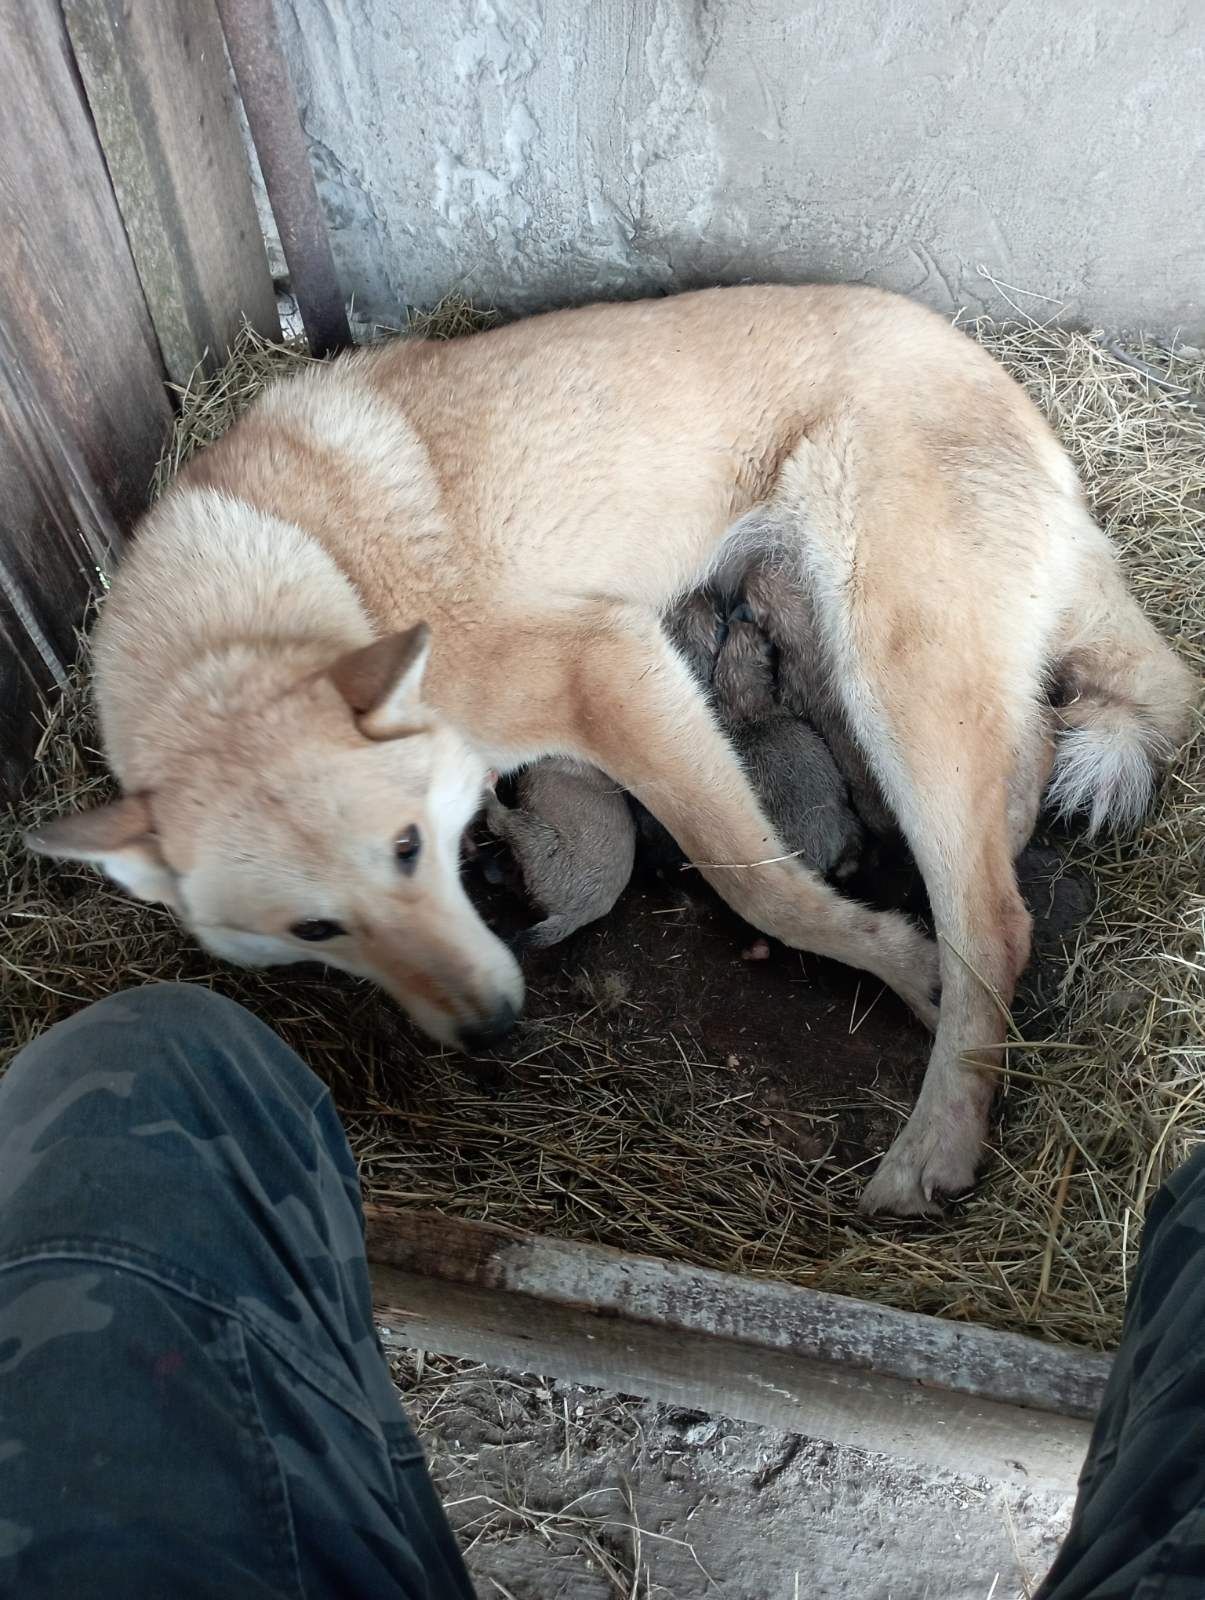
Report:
290,918,345,943
394,825,422,874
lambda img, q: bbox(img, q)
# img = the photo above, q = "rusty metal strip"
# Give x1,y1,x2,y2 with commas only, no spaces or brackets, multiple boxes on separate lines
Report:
214,0,351,357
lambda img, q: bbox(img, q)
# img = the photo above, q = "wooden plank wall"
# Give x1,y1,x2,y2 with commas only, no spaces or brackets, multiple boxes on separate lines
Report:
0,0,169,798
63,0,280,386
0,0,278,803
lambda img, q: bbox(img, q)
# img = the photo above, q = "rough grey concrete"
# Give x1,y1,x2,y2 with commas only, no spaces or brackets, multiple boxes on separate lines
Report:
265,0,1204,334
393,1353,1075,1600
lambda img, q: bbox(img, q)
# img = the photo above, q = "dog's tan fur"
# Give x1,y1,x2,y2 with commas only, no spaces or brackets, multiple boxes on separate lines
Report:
27,285,1197,1213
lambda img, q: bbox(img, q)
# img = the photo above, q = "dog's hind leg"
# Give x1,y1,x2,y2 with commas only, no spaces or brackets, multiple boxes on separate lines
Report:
763,411,1082,1213
565,612,940,1024
795,553,1043,1214
856,692,1035,1215
1007,721,1056,857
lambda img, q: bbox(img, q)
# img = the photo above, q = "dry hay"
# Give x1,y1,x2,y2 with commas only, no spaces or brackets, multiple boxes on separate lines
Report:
2,297,1202,1352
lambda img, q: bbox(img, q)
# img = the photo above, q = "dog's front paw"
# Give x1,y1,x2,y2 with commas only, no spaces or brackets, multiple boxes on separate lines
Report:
878,914,940,1031
859,1118,981,1218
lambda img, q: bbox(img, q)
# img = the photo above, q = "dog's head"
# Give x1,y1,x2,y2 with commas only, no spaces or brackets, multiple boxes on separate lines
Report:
25,626,524,1051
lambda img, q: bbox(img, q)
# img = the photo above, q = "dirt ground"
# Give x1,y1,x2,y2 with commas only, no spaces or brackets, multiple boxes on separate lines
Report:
389,1350,1075,1600
467,814,1093,1188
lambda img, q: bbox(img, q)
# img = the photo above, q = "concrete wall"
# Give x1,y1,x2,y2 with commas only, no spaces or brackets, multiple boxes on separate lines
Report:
268,0,1205,335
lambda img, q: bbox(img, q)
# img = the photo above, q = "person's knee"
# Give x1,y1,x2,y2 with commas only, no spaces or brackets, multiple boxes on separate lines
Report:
71,980,256,1034
0,981,325,1160
0,981,340,1272
6,980,303,1089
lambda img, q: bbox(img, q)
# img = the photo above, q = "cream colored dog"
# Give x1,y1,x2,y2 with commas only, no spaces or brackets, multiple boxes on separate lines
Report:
26,286,1195,1214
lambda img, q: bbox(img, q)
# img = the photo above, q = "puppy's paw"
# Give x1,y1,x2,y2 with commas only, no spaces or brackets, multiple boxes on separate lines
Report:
483,795,512,838
514,915,573,953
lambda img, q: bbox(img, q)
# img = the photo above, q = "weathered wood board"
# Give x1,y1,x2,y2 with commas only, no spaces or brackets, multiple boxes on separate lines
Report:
0,0,171,799
367,1206,1109,1489
63,0,280,386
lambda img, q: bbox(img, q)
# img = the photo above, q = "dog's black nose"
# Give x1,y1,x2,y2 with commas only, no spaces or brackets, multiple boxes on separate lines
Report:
458,999,519,1054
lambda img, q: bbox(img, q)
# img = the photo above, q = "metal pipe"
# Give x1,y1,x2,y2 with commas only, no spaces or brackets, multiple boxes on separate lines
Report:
215,0,351,356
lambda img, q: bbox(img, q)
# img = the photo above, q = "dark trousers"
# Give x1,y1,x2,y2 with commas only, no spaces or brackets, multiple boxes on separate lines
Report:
1033,1139,1205,1599
0,984,474,1599
3,983,1204,1597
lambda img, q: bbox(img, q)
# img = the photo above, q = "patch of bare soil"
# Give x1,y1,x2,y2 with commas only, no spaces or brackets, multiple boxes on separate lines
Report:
466,819,1092,1191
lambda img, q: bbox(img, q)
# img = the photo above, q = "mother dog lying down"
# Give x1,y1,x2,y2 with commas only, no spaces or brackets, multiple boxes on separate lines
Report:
26,285,1194,1215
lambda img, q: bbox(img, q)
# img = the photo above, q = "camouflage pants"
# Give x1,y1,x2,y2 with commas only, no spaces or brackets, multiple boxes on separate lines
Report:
4,984,1205,1599
1035,1137,1205,1599
0,984,475,1600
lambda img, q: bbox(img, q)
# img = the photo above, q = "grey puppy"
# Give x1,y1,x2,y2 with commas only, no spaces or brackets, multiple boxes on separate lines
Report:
657,586,864,880
488,570,869,948
484,757,636,951
713,604,864,880
739,562,897,839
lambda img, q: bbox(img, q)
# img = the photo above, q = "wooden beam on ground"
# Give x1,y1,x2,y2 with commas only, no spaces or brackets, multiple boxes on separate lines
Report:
366,1206,1110,1491
63,0,280,386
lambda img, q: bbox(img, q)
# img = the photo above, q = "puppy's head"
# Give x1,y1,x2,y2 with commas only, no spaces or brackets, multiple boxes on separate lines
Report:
712,615,776,721
26,626,524,1052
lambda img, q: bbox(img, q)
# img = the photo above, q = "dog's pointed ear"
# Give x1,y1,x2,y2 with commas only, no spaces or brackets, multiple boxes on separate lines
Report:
24,795,179,906
328,624,431,738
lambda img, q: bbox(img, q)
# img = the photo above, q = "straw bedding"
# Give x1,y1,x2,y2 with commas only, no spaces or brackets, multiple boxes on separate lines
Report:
2,298,1201,1351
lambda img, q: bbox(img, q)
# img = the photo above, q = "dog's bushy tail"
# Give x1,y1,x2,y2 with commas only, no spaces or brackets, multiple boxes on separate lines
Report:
1046,556,1197,835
